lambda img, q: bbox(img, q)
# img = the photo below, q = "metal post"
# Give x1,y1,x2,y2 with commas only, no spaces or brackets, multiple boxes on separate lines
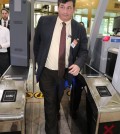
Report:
30,0,35,92
88,0,109,64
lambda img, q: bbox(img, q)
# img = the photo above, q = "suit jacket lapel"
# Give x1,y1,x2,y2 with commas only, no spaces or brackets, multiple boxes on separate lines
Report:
46,16,57,49
71,20,77,42
69,20,77,65
8,20,10,29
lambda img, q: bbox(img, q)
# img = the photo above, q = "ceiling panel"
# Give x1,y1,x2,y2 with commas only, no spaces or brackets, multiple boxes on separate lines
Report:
76,0,120,12
0,0,9,4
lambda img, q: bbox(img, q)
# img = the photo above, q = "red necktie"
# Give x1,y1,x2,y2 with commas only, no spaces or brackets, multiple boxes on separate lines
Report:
58,22,66,78
4,21,6,27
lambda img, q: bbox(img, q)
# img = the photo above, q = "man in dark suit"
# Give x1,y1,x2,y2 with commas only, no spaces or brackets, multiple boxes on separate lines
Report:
33,0,88,133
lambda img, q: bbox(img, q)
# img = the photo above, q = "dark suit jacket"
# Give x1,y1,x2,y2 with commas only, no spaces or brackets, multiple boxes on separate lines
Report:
33,15,88,82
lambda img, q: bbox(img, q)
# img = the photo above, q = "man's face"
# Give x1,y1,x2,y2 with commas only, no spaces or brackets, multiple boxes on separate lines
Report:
58,1,75,22
1,10,9,20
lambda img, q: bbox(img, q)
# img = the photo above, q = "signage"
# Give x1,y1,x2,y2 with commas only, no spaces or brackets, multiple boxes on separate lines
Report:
1,90,17,102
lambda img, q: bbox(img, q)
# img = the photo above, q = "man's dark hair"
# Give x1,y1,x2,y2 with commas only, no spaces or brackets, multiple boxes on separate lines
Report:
1,8,9,13
58,0,76,7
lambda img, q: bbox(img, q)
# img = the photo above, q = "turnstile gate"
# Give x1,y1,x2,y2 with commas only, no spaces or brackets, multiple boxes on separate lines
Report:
0,80,26,134
85,76,120,134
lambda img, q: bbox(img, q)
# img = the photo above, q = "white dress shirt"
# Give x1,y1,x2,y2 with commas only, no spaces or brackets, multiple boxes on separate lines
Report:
0,25,10,53
45,17,71,70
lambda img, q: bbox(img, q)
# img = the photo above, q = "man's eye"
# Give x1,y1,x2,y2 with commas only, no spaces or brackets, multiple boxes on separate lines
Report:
60,6,64,9
67,7,72,10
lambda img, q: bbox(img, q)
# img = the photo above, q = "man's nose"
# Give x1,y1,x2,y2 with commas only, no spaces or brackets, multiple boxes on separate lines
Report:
63,8,68,13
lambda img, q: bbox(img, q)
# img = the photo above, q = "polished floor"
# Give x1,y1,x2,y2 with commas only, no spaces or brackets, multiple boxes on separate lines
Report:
0,83,87,134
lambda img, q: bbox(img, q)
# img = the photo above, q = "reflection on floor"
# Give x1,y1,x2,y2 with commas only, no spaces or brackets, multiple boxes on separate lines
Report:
0,85,87,134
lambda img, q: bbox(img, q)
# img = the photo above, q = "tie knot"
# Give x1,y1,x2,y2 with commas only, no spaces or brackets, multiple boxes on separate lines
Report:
62,22,66,26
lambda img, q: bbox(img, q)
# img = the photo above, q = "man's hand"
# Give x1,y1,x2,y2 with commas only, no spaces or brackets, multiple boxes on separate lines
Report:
68,64,80,76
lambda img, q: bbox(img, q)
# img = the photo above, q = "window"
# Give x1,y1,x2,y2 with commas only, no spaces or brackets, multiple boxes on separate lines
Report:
108,18,114,35
81,17,88,29
74,15,81,22
34,13,41,27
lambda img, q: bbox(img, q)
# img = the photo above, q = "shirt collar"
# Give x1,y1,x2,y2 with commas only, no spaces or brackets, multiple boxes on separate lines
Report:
1,19,8,22
57,16,71,25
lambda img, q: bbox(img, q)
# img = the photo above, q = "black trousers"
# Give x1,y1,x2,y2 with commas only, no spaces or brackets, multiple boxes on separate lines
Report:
39,67,65,134
0,52,10,76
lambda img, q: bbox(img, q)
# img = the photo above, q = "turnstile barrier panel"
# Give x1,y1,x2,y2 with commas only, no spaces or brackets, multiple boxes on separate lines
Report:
85,76,120,134
98,121,120,134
